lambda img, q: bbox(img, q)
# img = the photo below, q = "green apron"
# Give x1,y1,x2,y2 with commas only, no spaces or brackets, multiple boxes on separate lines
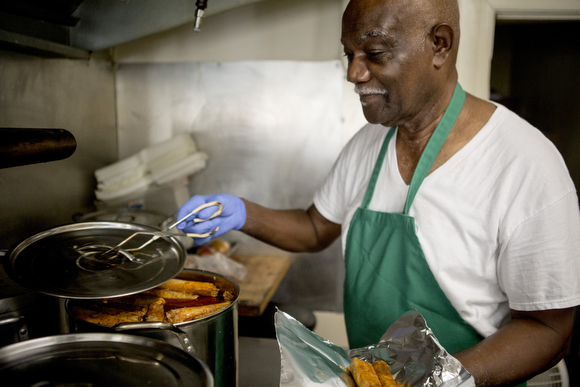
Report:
343,83,483,354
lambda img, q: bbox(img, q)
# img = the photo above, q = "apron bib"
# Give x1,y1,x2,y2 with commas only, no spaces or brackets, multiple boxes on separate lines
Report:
344,83,483,354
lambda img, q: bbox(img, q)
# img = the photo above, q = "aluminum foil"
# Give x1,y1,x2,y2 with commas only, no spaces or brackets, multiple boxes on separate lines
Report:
274,309,475,387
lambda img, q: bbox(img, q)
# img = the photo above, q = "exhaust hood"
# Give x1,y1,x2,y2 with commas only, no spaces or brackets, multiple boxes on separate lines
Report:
0,0,265,59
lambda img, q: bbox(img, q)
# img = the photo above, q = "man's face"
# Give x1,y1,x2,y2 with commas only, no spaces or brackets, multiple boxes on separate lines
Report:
341,0,436,127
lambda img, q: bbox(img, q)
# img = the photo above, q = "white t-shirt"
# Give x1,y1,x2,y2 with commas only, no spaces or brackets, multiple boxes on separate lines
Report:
314,104,580,337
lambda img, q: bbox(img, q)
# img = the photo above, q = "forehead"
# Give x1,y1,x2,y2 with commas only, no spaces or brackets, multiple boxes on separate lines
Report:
341,0,423,44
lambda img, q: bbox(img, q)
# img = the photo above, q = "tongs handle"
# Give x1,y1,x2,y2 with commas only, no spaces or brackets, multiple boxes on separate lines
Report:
153,201,222,240
167,201,223,230
100,201,224,254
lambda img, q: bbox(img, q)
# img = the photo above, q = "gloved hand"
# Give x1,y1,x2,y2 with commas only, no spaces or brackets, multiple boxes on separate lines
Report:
176,193,246,246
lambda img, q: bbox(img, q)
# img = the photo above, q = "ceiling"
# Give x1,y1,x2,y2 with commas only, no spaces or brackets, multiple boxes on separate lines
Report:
0,0,266,59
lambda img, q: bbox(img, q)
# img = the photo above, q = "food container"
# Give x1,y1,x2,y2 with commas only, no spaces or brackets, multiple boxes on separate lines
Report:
0,332,214,387
4,222,240,387
67,269,240,387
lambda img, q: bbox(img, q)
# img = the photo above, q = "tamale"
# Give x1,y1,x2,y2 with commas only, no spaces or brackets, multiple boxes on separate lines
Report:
166,301,231,324
373,361,397,387
348,358,382,387
157,279,219,297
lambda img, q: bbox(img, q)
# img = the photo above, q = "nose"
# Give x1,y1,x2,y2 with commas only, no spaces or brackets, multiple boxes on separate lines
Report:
346,56,371,84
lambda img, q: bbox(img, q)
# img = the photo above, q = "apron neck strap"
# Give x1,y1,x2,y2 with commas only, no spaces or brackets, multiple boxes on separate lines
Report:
404,83,465,214
361,126,396,208
360,83,466,212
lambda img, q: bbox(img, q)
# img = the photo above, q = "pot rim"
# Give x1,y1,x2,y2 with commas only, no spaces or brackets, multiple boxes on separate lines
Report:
0,332,214,386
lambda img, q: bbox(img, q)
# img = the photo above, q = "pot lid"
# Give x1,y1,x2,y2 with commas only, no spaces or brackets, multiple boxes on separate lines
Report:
73,208,170,228
4,221,186,299
0,333,213,387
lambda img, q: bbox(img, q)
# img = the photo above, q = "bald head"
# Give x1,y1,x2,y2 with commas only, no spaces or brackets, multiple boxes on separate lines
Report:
422,0,460,52
341,0,462,126
343,0,461,65
425,0,460,31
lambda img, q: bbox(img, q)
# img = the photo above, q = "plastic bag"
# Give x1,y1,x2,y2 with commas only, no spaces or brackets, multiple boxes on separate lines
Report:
274,309,475,387
184,252,248,281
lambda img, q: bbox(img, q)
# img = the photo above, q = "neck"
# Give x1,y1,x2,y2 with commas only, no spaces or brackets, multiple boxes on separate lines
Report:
397,78,457,152
394,77,461,184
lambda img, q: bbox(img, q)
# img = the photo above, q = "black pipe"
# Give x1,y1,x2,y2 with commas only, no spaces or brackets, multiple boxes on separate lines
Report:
0,128,77,169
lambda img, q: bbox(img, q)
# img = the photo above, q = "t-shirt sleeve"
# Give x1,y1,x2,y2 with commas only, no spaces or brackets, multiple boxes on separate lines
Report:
499,190,580,311
313,125,385,225
313,142,352,225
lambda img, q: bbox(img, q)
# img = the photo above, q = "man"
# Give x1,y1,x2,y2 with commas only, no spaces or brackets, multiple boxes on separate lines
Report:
177,0,580,385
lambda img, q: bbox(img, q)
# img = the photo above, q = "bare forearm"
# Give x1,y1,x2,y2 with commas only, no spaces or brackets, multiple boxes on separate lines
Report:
239,199,340,252
454,308,574,386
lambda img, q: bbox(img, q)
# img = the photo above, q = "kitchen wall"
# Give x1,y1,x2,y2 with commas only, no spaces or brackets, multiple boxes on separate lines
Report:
0,50,117,249
110,0,366,312
0,0,367,313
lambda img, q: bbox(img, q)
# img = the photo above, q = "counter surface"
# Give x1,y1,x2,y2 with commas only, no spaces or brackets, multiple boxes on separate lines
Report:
239,336,281,386
233,255,291,317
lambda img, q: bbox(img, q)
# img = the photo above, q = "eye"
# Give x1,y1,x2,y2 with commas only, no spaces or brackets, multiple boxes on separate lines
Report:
367,51,386,61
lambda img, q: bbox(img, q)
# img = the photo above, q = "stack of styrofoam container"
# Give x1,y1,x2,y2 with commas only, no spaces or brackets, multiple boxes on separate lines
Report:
94,133,208,210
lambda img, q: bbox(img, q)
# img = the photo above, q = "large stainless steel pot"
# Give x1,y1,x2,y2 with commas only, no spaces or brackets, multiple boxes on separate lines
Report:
5,222,238,386
67,269,240,387
0,332,213,387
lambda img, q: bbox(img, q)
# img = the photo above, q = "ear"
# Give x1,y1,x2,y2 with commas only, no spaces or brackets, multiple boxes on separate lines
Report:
430,23,454,68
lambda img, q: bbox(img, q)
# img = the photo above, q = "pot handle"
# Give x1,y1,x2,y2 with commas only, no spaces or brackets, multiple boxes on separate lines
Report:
0,316,29,342
113,321,196,355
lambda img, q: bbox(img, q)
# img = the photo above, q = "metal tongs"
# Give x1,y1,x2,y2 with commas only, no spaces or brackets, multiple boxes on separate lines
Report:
95,201,223,260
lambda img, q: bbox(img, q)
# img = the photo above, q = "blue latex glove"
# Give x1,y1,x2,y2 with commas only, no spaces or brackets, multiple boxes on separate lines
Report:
176,193,246,246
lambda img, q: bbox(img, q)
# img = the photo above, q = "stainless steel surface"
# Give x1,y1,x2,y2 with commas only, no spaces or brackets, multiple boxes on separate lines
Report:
239,336,281,386
0,51,118,251
0,0,269,58
74,208,170,228
1,4,360,318
0,332,214,387
114,321,196,356
5,221,186,299
70,0,267,51
0,1,89,59
68,269,240,387
115,60,349,312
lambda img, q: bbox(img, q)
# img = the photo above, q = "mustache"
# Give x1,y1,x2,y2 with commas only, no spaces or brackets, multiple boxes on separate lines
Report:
354,86,387,95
